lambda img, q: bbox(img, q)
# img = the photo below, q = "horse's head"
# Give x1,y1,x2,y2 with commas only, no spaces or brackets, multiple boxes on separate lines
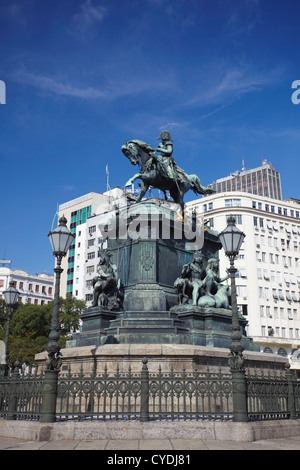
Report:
121,141,139,166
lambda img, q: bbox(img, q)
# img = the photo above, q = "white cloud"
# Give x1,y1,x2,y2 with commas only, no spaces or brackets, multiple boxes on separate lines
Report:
61,184,77,191
186,66,281,108
14,71,108,99
13,67,179,103
73,0,107,30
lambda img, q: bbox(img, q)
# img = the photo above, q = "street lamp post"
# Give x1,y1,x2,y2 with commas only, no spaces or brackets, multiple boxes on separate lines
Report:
2,280,19,375
218,215,248,422
40,216,75,423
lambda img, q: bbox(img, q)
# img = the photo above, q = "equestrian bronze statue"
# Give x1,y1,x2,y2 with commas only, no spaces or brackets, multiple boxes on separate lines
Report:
122,130,214,212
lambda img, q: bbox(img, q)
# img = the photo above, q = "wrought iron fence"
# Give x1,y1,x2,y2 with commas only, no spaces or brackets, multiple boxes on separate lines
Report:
0,360,300,423
56,364,142,421
246,369,289,420
148,365,232,421
0,367,44,421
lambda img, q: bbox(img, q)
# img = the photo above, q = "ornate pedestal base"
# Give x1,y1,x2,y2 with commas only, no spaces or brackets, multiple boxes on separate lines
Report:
171,305,259,351
68,307,118,347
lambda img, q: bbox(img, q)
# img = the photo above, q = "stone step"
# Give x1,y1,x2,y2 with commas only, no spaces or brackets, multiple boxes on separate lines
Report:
110,333,192,345
107,317,185,328
105,325,190,335
121,310,180,319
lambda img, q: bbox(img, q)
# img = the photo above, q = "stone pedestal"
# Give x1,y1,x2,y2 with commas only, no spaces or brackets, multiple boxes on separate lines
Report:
35,343,287,376
172,305,259,351
70,200,226,347
69,307,118,347
104,309,190,345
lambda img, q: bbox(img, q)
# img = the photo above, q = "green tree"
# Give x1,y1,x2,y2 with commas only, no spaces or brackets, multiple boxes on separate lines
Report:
0,295,86,366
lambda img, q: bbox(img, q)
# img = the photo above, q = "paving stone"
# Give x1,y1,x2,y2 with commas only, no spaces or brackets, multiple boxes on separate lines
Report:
171,439,209,450
105,439,140,450
139,439,173,450
75,439,108,450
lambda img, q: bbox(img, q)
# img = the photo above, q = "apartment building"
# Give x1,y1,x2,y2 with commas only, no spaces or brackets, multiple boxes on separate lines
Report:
208,160,282,200
58,191,116,297
186,192,300,364
0,266,54,305
59,188,136,298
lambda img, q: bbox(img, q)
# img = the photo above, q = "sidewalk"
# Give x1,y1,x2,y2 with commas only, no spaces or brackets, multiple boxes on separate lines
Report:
1,436,300,450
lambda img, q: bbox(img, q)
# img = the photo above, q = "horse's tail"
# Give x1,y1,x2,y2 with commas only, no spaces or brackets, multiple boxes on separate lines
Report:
187,174,205,195
188,174,215,195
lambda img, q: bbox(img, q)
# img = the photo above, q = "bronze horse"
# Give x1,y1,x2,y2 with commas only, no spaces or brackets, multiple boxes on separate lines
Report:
122,139,214,211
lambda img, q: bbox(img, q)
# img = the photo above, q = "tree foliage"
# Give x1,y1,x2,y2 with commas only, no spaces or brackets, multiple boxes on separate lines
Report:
0,295,86,365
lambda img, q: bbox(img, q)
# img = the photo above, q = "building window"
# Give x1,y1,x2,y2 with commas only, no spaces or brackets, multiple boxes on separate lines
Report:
259,305,265,317
225,199,241,207
89,226,96,236
278,347,287,356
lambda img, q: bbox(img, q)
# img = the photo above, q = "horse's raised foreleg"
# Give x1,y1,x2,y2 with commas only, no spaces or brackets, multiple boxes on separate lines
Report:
125,173,141,187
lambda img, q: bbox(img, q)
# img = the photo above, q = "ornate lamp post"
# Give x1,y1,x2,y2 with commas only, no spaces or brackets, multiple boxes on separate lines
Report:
218,215,248,422
2,280,19,373
40,216,75,422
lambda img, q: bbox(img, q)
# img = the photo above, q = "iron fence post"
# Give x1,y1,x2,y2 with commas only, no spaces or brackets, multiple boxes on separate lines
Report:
6,361,19,421
286,364,296,419
40,370,59,423
140,358,150,422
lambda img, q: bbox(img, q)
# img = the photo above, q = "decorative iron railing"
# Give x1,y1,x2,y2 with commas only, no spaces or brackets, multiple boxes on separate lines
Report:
0,360,299,423
56,364,142,421
148,366,232,421
0,368,44,420
246,369,290,420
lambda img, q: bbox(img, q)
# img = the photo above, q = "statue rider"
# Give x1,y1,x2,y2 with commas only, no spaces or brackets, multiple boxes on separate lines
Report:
153,130,190,186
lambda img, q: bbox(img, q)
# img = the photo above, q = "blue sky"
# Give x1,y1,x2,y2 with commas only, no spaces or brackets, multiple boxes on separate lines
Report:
1,0,300,275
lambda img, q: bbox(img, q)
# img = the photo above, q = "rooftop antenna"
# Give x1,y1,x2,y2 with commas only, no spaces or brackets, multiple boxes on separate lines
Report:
242,158,246,171
106,164,111,192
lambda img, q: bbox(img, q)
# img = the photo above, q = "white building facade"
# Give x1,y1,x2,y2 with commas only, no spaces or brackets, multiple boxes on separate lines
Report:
65,188,136,305
0,267,54,305
186,192,300,363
